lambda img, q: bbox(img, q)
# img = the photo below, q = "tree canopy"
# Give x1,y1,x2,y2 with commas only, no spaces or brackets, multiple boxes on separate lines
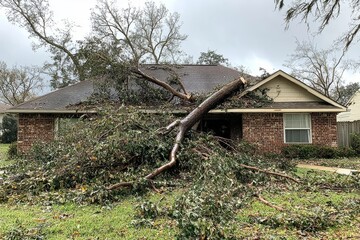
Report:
197,50,229,65
0,0,188,88
275,0,360,50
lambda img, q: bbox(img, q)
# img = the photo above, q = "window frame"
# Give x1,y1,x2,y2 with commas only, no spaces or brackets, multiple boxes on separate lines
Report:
283,113,312,144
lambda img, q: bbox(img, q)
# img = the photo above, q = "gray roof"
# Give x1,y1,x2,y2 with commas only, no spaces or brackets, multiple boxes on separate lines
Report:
141,64,254,94
0,103,10,113
8,65,247,113
256,102,343,110
8,80,94,113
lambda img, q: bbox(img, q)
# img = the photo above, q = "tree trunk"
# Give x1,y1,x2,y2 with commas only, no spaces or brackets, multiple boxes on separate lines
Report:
107,77,246,190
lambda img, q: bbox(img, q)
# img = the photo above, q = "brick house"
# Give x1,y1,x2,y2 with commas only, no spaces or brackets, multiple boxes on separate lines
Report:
7,65,346,153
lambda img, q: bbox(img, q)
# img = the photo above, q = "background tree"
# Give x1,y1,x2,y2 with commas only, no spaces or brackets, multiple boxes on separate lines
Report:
0,114,17,143
1,0,188,88
196,50,229,65
275,0,360,50
284,40,356,101
91,0,187,64
332,82,360,105
0,0,83,88
0,61,43,106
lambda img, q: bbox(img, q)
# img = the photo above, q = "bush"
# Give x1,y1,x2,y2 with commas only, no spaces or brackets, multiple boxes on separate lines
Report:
282,144,356,159
0,114,17,144
7,142,18,159
350,133,360,155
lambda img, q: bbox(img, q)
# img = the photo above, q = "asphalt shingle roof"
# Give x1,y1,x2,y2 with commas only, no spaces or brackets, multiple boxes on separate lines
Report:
8,65,247,113
0,103,10,113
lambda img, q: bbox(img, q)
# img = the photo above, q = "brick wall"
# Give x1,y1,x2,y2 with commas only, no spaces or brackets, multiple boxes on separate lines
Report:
242,113,284,153
242,112,338,153
311,112,338,147
18,113,55,153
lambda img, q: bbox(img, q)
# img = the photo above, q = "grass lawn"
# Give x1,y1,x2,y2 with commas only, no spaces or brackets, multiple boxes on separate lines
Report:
0,144,12,168
0,193,177,239
1,146,359,239
0,170,359,239
297,157,360,170
0,144,9,159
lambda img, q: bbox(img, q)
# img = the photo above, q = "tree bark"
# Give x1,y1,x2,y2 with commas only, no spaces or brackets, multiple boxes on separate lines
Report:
107,77,246,190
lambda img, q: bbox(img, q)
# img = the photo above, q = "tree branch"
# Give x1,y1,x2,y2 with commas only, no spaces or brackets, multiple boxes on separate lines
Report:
106,77,246,190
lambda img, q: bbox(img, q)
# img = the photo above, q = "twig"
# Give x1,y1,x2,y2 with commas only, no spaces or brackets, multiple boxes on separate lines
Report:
150,181,163,193
156,119,181,135
239,163,301,183
106,181,134,190
256,194,284,211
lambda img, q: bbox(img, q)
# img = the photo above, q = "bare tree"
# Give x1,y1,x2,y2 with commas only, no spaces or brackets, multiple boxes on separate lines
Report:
0,61,43,106
284,40,356,100
275,0,360,50
0,0,83,87
91,0,187,64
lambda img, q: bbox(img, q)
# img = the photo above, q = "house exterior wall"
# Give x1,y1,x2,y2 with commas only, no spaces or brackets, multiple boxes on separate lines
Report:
260,75,320,102
18,113,55,153
337,91,360,122
242,112,338,153
242,113,284,153
311,112,338,147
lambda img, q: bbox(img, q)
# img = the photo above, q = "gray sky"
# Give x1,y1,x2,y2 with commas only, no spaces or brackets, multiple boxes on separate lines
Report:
1,0,359,89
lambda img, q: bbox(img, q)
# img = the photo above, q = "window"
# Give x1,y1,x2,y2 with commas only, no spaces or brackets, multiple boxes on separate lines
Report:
284,113,311,143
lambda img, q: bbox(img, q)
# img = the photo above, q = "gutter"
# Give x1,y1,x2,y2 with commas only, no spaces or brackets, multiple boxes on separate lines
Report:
6,107,345,115
209,108,346,113
6,109,97,114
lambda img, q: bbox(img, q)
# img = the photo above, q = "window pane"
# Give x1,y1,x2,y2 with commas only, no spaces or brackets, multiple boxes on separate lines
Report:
285,129,310,143
284,114,310,128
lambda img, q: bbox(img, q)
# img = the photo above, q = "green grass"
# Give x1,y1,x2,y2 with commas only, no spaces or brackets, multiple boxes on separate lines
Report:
233,190,360,239
1,150,359,239
0,192,178,239
297,157,360,170
0,144,14,168
1,184,359,239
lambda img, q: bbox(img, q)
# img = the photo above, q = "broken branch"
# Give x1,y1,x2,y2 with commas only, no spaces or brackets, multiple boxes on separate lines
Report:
256,193,284,211
107,77,245,190
239,163,300,183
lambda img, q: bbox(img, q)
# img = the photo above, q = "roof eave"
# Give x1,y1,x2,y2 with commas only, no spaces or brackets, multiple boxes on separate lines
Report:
6,109,97,114
209,108,346,113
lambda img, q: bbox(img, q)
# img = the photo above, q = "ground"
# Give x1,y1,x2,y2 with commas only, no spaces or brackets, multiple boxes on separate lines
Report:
0,144,359,239
298,158,360,170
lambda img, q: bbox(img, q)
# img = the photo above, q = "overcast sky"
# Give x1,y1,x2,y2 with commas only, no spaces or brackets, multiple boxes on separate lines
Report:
1,0,359,90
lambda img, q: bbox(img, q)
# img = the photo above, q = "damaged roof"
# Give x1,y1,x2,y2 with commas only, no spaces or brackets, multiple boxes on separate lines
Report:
6,65,345,114
8,64,249,113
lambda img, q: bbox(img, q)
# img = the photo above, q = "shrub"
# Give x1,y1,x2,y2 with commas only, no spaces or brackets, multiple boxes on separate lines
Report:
7,142,18,159
350,133,360,155
282,144,356,159
0,114,17,144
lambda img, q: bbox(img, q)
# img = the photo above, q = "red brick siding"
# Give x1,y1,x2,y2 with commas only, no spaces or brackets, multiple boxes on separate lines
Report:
242,113,285,153
242,112,338,153
311,112,338,147
18,113,55,153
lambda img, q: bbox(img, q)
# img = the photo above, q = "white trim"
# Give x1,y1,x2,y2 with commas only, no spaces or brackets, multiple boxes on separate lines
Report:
283,113,312,144
6,109,97,114
7,107,345,115
209,108,345,113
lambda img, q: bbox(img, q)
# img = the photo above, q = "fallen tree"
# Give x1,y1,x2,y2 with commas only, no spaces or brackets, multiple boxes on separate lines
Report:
107,76,247,190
